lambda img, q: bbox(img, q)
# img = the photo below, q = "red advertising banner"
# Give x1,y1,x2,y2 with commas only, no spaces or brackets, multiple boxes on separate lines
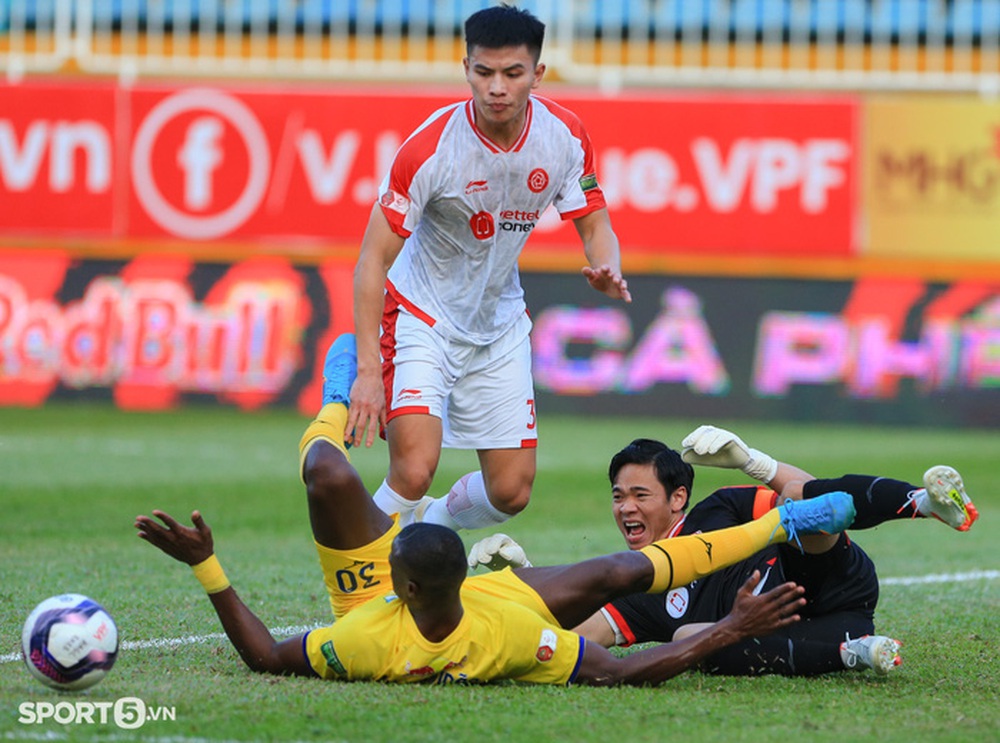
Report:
557,93,857,257
125,84,399,245
1,80,858,257
0,81,119,237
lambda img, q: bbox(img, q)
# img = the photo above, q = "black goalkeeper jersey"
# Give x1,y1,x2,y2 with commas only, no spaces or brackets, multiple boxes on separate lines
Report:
606,485,785,646
605,483,880,673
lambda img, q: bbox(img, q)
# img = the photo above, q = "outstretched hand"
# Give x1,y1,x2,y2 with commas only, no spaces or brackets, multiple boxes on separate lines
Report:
728,571,805,638
681,425,752,470
582,265,632,303
681,424,779,484
134,509,216,566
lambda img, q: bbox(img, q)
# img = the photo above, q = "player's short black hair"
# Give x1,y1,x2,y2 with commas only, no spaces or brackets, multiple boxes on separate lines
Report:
392,523,468,596
609,439,695,510
465,4,545,63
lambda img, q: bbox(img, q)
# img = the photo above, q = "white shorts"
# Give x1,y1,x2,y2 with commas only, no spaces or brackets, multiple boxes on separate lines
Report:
381,306,537,450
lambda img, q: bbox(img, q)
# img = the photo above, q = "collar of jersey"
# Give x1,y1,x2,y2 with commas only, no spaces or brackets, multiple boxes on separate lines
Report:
666,515,686,539
402,602,473,650
464,97,533,153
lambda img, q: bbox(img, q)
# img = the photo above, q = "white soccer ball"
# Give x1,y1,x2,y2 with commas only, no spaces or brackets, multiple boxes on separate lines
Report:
21,594,119,691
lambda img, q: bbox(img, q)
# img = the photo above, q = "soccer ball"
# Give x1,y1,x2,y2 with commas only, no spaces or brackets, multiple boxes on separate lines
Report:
21,594,119,691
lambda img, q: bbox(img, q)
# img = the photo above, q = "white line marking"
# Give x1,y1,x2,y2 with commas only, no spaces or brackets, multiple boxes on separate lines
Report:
115,623,320,653
1,623,320,665
3,570,997,665
881,569,999,586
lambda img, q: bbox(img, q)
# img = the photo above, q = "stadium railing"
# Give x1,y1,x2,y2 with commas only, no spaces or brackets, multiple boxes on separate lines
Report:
2,0,999,92
0,0,72,77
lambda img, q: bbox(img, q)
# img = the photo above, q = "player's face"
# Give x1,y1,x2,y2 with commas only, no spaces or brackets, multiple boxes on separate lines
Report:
464,44,545,143
612,463,687,550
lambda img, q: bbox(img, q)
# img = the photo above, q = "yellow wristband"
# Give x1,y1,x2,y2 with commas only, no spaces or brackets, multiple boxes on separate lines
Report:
191,554,230,594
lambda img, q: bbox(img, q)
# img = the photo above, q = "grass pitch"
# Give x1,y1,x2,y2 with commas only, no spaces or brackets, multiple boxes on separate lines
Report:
1,403,998,742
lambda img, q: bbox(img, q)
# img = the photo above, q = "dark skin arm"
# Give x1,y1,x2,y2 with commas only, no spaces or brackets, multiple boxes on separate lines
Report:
133,509,313,678
573,572,805,686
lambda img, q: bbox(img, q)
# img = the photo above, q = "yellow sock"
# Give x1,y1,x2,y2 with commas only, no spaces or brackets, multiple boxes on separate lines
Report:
298,403,350,481
640,509,787,593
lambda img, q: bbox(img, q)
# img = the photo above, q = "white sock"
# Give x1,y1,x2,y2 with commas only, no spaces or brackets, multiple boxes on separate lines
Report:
372,479,420,523
420,496,460,530
439,471,509,530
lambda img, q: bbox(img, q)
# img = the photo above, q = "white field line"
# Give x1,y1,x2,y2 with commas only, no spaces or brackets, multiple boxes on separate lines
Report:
881,569,999,586
1,623,320,665
3,569,997,665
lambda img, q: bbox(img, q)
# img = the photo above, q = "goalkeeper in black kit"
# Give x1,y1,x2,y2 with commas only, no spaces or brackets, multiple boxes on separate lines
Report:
475,425,978,676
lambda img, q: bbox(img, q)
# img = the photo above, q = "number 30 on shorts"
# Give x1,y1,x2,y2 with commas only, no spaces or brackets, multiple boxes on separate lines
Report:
334,561,380,593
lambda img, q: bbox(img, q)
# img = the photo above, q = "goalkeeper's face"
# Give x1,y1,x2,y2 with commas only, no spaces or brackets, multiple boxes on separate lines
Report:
612,463,687,550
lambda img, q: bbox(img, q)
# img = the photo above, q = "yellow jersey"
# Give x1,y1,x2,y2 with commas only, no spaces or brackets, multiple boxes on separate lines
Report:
304,587,584,685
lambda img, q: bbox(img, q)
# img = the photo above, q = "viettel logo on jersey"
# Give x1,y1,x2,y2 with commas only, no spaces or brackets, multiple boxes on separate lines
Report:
497,208,540,233
469,210,495,239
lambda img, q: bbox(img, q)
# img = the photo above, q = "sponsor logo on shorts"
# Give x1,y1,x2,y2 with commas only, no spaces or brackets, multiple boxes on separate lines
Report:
465,179,489,194
396,388,422,404
380,189,410,216
665,587,689,619
527,168,549,193
579,173,599,192
321,641,347,676
536,629,558,662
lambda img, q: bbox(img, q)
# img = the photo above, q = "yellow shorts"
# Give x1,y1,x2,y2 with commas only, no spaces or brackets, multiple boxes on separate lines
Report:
314,517,401,619
315,519,558,626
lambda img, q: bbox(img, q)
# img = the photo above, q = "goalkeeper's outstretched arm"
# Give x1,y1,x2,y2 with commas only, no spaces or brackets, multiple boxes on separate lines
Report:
680,425,814,493
573,572,804,686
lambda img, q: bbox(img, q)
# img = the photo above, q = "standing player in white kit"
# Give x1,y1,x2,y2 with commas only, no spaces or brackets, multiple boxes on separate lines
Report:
344,4,631,531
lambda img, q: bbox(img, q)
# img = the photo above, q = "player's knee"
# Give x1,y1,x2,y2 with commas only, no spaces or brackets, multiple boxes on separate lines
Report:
489,480,532,515
304,454,362,508
388,463,436,499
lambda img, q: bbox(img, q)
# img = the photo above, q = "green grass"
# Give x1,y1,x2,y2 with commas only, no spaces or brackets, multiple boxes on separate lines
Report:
1,403,998,742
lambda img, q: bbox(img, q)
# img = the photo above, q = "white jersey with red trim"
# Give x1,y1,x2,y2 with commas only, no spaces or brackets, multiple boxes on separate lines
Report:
378,95,607,345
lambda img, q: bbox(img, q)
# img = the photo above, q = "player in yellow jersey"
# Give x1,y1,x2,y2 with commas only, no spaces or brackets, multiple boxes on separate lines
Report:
134,335,855,686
